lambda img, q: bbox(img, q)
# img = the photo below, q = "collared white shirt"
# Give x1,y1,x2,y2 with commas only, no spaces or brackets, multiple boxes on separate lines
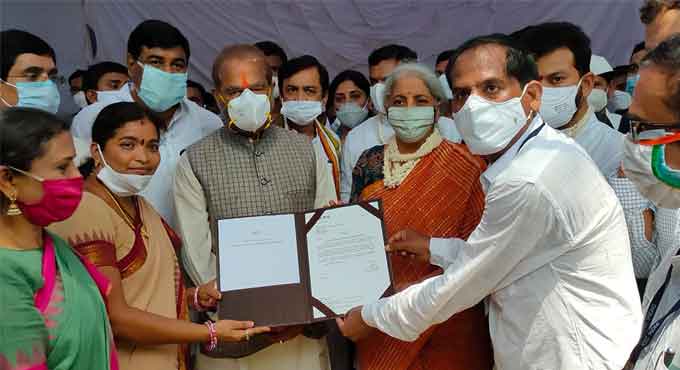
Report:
339,114,461,201
361,117,642,370
71,83,223,228
569,108,624,179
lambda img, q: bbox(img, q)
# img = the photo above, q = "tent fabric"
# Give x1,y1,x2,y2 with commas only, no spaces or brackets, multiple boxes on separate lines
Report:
2,0,645,115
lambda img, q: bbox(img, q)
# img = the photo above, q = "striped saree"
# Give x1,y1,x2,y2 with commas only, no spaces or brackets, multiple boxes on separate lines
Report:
351,140,493,370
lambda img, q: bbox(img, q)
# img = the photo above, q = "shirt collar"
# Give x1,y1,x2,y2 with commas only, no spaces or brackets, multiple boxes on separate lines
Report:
481,114,543,191
562,106,593,138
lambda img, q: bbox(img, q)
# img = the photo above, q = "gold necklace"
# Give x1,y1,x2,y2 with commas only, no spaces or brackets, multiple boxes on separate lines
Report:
103,187,149,240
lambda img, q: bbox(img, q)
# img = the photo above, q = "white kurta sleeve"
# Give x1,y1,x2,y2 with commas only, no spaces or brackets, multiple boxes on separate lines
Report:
339,138,354,202
362,179,557,341
173,154,216,286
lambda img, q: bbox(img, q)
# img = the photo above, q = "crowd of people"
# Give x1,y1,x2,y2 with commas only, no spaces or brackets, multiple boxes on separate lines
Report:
1,0,680,369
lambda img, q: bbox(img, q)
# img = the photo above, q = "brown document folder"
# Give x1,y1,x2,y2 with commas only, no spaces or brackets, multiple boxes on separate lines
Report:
217,201,394,327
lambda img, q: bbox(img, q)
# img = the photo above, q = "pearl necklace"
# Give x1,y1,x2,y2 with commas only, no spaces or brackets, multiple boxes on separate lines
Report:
383,128,443,189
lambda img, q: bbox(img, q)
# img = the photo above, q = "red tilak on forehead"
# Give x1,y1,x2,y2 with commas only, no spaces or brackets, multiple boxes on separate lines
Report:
240,71,249,88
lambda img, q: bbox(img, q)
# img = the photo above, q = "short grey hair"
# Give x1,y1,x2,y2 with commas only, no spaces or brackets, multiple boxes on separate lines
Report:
383,63,445,105
640,0,680,24
641,33,680,116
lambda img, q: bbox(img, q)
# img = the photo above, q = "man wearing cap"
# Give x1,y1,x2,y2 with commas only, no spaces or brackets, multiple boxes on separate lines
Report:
588,55,627,130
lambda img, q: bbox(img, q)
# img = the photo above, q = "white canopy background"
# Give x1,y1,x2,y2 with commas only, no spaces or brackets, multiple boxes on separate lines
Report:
1,0,645,115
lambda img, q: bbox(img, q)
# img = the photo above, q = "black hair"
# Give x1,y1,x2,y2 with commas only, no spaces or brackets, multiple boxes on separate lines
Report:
326,70,370,112
511,22,591,76
254,41,288,64
187,79,207,95
632,42,647,58
83,61,128,91
127,20,190,62
446,33,539,89
1,30,56,80
642,34,680,117
436,49,455,65
278,55,330,97
92,102,158,147
368,44,418,67
69,69,86,85
0,108,70,211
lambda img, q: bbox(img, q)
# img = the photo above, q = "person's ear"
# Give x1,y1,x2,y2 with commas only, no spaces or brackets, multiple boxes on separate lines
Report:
85,90,97,104
0,166,16,201
579,72,595,103
90,143,103,168
522,80,543,115
321,94,328,111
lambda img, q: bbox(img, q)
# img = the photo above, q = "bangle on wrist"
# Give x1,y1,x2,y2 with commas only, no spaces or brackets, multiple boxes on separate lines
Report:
204,321,217,351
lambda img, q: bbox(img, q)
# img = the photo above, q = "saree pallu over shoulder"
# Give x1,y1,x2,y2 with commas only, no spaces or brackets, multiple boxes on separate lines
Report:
355,141,492,370
0,232,117,370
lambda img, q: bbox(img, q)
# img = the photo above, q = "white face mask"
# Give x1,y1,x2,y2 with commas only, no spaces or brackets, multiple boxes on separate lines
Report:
227,88,271,133
438,74,454,100
623,138,680,208
587,88,608,112
281,100,323,126
96,90,124,105
72,91,88,109
336,101,369,129
96,145,153,197
539,79,582,129
271,75,280,100
370,83,386,115
607,90,632,112
455,87,529,155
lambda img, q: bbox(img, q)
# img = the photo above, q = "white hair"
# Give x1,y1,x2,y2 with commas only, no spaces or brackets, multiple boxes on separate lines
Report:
383,63,445,105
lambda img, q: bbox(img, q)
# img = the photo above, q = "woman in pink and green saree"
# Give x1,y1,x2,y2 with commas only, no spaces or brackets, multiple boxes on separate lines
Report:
0,108,117,370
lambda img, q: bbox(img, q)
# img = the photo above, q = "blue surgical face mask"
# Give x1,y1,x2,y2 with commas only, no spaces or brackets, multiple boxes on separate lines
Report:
387,106,435,143
136,61,187,112
626,73,640,96
0,79,61,114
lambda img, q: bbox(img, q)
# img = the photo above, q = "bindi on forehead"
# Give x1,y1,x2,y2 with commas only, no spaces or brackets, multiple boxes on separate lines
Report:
240,70,249,88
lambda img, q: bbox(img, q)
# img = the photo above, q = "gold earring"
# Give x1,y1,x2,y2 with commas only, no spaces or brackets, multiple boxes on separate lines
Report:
6,191,21,216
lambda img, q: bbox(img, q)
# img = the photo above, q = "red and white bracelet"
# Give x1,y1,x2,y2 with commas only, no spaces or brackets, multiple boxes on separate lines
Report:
204,321,217,352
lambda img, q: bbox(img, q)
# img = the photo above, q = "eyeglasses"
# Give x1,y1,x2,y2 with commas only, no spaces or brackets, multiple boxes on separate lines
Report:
6,73,66,86
630,118,680,145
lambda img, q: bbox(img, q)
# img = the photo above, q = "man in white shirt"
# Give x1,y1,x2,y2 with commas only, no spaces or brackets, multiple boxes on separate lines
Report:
70,20,222,228
513,22,624,179
278,55,340,199
338,34,642,370
339,44,460,201
620,34,680,370
589,55,626,130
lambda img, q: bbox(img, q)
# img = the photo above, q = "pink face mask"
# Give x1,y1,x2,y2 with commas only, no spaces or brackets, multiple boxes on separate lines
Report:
10,167,84,227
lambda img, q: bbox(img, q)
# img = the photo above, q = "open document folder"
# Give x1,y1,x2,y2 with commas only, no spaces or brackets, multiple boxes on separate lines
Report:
217,201,394,327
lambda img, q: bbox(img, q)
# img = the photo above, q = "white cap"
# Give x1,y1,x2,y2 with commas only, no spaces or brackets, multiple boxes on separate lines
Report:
590,55,613,76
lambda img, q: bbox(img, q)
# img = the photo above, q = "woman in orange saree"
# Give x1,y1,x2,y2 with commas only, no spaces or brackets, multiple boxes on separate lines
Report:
50,102,269,370
350,63,493,370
